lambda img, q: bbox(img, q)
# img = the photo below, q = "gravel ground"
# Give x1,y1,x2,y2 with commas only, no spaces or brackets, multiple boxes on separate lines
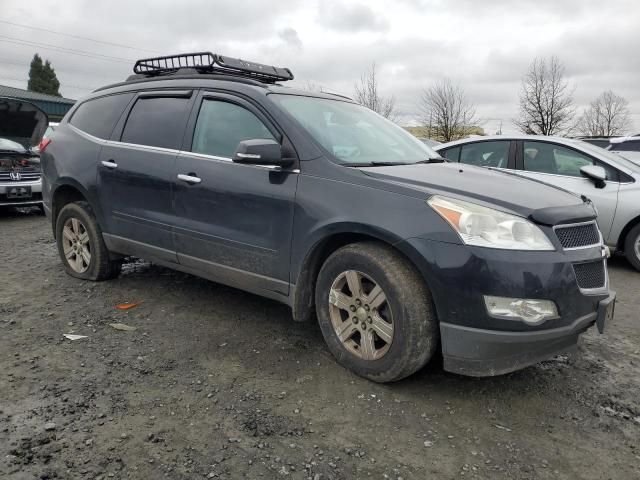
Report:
1,208,639,480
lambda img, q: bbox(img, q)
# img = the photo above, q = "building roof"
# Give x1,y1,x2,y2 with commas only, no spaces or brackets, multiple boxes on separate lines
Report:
0,84,75,104
0,84,76,120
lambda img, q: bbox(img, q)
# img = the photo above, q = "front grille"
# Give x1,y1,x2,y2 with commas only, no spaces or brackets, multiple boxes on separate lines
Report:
573,260,606,290
555,222,600,249
0,171,41,182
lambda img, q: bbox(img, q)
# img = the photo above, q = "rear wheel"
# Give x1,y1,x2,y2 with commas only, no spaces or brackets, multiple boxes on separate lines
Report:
624,223,640,271
55,201,121,280
315,242,438,383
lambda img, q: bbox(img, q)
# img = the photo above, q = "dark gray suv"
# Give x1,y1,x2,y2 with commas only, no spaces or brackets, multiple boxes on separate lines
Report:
41,53,615,382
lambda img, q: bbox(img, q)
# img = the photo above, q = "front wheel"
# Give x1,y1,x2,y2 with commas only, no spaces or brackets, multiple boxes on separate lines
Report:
55,201,121,281
315,242,438,383
624,223,640,271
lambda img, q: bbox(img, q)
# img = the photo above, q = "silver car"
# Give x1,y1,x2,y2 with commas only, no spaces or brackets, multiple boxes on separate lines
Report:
0,97,47,211
434,135,640,270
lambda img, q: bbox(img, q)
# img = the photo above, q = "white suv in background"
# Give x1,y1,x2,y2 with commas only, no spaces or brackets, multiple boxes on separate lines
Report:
607,136,640,164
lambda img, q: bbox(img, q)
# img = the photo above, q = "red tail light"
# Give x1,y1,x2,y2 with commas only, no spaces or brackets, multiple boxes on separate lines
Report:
39,138,52,152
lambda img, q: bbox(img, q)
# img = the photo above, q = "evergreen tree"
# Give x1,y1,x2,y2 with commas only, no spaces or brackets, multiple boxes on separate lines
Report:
27,54,61,96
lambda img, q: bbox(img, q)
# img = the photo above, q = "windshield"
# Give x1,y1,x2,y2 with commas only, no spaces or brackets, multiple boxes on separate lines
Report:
271,94,440,165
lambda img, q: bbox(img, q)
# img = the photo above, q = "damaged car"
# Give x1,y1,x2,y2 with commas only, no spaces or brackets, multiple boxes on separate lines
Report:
42,53,616,382
0,97,48,212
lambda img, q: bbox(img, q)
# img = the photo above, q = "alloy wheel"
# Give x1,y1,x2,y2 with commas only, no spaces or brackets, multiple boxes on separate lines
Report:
328,270,394,361
62,217,91,273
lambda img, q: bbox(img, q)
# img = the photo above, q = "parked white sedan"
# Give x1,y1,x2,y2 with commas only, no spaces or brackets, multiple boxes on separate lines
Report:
434,135,640,270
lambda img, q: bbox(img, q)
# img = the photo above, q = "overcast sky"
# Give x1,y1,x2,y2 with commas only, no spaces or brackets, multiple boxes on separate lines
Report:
2,0,639,133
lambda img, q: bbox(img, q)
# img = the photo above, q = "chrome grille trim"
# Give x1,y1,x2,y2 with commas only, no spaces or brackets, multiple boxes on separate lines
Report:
553,220,601,250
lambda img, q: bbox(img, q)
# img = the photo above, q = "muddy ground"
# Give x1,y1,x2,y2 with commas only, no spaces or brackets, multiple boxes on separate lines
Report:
0,208,639,480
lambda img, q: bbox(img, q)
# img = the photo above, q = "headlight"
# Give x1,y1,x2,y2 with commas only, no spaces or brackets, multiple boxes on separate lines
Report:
427,195,554,251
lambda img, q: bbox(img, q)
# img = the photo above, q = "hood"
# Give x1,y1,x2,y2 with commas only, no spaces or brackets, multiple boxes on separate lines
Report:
361,162,596,225
0,97,48,149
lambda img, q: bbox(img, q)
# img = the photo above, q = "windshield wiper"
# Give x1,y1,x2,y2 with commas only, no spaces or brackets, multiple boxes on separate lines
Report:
343,157,447,167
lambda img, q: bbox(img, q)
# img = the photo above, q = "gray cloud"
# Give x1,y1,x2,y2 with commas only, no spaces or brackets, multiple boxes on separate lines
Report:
317,1,389,33
1,0,638,131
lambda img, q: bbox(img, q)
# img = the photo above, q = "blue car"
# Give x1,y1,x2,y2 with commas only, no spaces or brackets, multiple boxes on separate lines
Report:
41,53,614,382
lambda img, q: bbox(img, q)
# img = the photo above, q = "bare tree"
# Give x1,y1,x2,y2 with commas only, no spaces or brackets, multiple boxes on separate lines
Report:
578,90,632,136
419,79,479,142
515,56,575,135
354,62,397,120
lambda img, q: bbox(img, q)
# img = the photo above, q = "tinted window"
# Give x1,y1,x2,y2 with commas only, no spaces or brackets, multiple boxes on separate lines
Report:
70,93,133,139
459,141,510,168
523,141,617,180
121,96,191,149
191,100,275,158
442,146,460,161
614,140,640,152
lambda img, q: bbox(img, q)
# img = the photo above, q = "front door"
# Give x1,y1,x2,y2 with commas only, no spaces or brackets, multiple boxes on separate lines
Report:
172,92,298,295
97,90,194,261
515,140,620,238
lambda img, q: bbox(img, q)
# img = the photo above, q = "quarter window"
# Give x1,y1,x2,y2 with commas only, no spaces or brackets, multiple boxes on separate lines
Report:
191,99,275,158
69,93,133,139
523,141,617,180
121,96,191,150
459,141,510,168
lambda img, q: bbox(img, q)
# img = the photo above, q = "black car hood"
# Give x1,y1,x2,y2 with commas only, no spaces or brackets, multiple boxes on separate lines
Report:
0,97,48,149
360,163,596,225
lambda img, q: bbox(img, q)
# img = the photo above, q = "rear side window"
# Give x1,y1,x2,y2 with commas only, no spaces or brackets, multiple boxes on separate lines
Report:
69,93,133,139
191,99,275,158
459,141,510,168
121,96,191,150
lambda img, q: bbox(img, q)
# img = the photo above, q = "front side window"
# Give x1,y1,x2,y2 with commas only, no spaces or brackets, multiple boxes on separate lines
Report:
271,94,439,165
459,141,510,168
70,93,133,139
121,96,191,150
523,141,618,180
191,100,275,158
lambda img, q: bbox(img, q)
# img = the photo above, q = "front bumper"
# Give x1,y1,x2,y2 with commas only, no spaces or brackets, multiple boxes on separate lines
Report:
397,237,614,376
0,180,43,206
440,293,615,376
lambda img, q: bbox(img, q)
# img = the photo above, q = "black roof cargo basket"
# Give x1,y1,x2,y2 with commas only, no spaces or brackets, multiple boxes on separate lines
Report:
132,52,294,83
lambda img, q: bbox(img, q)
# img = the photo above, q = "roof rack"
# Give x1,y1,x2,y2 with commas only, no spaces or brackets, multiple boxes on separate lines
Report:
132,52,294,83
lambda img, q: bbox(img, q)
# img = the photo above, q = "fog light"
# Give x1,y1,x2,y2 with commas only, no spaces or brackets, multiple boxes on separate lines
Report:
484,296,558,324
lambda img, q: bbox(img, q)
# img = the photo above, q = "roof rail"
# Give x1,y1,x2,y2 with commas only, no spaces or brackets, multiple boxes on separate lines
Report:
132,52,294,83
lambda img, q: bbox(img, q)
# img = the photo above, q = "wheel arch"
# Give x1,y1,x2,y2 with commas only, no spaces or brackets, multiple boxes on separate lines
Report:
50,179,102,238
291,223,433,323
617,214,640,252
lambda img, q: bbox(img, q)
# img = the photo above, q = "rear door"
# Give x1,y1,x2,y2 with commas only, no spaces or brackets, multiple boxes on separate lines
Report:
172,91,298,295
515,140,620,237
97,90,194,261
440,140,515,170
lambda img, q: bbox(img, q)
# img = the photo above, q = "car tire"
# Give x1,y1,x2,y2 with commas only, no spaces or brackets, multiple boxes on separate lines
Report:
315,242,439,383
55,201,121,281
624,223,640,271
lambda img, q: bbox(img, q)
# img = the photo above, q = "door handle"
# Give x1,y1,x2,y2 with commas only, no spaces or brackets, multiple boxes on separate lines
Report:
101,160,118,169
177,173,202,184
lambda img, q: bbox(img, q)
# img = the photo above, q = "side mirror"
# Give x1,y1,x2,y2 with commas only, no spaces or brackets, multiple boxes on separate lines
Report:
232,139,292,168
580,165,607,188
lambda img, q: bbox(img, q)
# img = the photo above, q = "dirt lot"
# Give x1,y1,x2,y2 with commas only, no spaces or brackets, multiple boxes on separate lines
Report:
1,209,639,480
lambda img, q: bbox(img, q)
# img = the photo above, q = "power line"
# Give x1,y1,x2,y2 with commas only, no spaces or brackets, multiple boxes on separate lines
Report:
0,35,136,64
0,57,124,81
0,76,93,91
0,20,162,54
